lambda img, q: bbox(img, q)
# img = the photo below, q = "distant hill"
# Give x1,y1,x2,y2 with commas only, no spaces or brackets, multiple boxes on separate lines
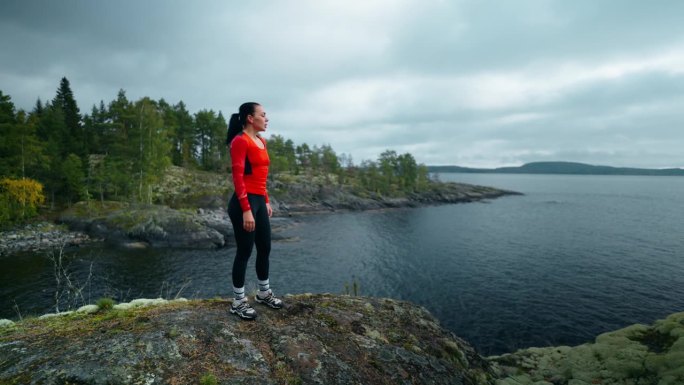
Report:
428,161,684,176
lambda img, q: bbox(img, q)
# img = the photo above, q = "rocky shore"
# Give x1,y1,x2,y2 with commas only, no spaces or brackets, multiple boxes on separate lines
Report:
0,178,520,254
1,294,681,384
489,311,684,385
0,222,95,256
0,294,497,385
270,178,520,214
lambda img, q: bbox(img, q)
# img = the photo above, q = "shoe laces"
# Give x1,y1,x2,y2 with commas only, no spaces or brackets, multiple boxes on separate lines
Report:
234,301,252,311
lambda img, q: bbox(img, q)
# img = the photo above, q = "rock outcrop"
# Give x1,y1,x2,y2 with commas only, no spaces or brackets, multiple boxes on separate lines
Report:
2,295,682,384
270,178,520,214
1,164,521,253
58,202,229,249
0,222,93,256
490,312,684,385
0,294,496,384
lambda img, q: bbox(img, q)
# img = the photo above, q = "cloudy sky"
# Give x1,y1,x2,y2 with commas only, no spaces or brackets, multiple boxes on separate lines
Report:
2,1,683,168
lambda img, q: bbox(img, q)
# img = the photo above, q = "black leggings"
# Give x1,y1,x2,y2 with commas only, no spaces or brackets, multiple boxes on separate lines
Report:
228,193,271,288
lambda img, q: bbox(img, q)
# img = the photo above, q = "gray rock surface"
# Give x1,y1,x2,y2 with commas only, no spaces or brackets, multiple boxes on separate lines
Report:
0,222,93,256
270,179,520,215
489,312,684,385
58,202,228,249
0,294,497,384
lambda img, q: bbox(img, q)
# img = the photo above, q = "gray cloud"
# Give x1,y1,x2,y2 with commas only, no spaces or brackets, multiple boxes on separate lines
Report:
1,0,683,168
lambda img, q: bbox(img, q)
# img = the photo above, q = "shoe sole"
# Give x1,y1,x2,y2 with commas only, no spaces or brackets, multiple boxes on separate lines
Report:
255,297,284,309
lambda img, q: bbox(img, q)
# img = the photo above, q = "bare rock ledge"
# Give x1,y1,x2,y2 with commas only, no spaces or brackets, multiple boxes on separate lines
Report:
0,294,495,385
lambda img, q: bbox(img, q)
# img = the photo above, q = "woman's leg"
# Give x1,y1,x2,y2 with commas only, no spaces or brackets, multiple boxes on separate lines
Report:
252,195,271,282
227,194,258,319
251,195,282,308
228,194,256,294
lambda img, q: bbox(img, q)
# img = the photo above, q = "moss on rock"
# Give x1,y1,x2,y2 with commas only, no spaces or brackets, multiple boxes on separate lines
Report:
490,312,684,385
0,294,497,384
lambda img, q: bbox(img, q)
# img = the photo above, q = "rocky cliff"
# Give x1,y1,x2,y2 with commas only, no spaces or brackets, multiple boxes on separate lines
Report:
0,294,496,385
2,295,682,384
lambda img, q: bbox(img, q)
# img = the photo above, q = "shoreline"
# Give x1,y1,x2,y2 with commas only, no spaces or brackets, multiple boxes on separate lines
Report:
0,183,521,255
1,294,681,384
0,222,98,256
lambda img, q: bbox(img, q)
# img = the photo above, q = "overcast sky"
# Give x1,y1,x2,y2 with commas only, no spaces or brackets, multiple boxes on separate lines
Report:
2,1,683,168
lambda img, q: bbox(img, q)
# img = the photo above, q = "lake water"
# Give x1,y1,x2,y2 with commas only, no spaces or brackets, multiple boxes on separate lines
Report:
2,173,684,355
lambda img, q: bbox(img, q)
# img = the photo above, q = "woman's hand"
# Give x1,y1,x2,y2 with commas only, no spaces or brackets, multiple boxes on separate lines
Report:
243,210,255,232
266,203,273,218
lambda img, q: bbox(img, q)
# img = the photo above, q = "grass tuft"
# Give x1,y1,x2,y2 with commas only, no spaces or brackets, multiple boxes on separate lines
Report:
96,297,116,311
199,373,218,385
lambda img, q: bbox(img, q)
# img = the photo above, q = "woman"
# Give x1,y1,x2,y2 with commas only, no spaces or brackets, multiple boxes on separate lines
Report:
226,102,283,320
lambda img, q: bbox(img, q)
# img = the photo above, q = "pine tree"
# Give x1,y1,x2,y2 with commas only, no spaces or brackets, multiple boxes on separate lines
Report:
158,99,179,165
214,111,228,171
296,143,312,171
106,89,136,199
61,153,85,204
37,106,68,207
0,91,18,178
397,153,418,191
16,110,49,180
194,109,225,171
52,77,83,158
33,98,44,116
132,97,171,203
379,150,399,194
174,101,195,168
319,144,340,175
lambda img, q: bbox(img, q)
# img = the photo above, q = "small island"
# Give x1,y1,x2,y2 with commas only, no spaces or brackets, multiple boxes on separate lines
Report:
428,161,684,176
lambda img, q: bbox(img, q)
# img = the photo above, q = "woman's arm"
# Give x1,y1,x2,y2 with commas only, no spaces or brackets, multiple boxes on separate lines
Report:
230,136,251,213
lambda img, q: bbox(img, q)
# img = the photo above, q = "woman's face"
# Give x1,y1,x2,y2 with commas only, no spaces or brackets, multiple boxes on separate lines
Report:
249,105,268,132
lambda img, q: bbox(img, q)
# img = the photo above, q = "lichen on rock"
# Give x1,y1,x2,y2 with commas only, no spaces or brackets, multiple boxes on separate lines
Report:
0,294,497,384
490,312,684,385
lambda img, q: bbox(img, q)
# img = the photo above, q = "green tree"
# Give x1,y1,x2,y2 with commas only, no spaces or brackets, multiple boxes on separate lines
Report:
158,99,179,167
416,164,430,191
295,143,312,172
61,153,85,204
194,109,225,171
267,134,297,175
174,101,196,168
397,152,418,191
214,112,228,171
105,89,137,199
52,77,84,159
309,145,322,172
0,91,18,178
35,103,68,207
378,150,399,194
83,100,111,157
359,160,381,194
132,97,172,203
319,144,340,175
17,110,49,180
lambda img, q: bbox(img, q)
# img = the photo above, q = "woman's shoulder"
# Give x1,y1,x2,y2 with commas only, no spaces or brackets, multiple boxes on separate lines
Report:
231,133,248,146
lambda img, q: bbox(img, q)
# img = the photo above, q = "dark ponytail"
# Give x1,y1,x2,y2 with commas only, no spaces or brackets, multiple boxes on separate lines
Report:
226,102,260,146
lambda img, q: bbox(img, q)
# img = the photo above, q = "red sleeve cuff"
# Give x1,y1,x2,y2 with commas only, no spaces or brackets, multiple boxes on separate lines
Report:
239,195,251,212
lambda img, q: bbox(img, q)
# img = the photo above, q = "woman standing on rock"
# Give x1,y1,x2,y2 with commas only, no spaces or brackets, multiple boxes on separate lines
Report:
225,102,283,320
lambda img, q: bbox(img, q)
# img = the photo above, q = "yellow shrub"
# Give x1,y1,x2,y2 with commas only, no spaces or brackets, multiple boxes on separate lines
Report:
0,177,46,225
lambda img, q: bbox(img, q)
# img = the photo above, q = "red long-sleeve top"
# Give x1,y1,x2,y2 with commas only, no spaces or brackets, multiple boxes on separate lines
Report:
230,133,270,212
